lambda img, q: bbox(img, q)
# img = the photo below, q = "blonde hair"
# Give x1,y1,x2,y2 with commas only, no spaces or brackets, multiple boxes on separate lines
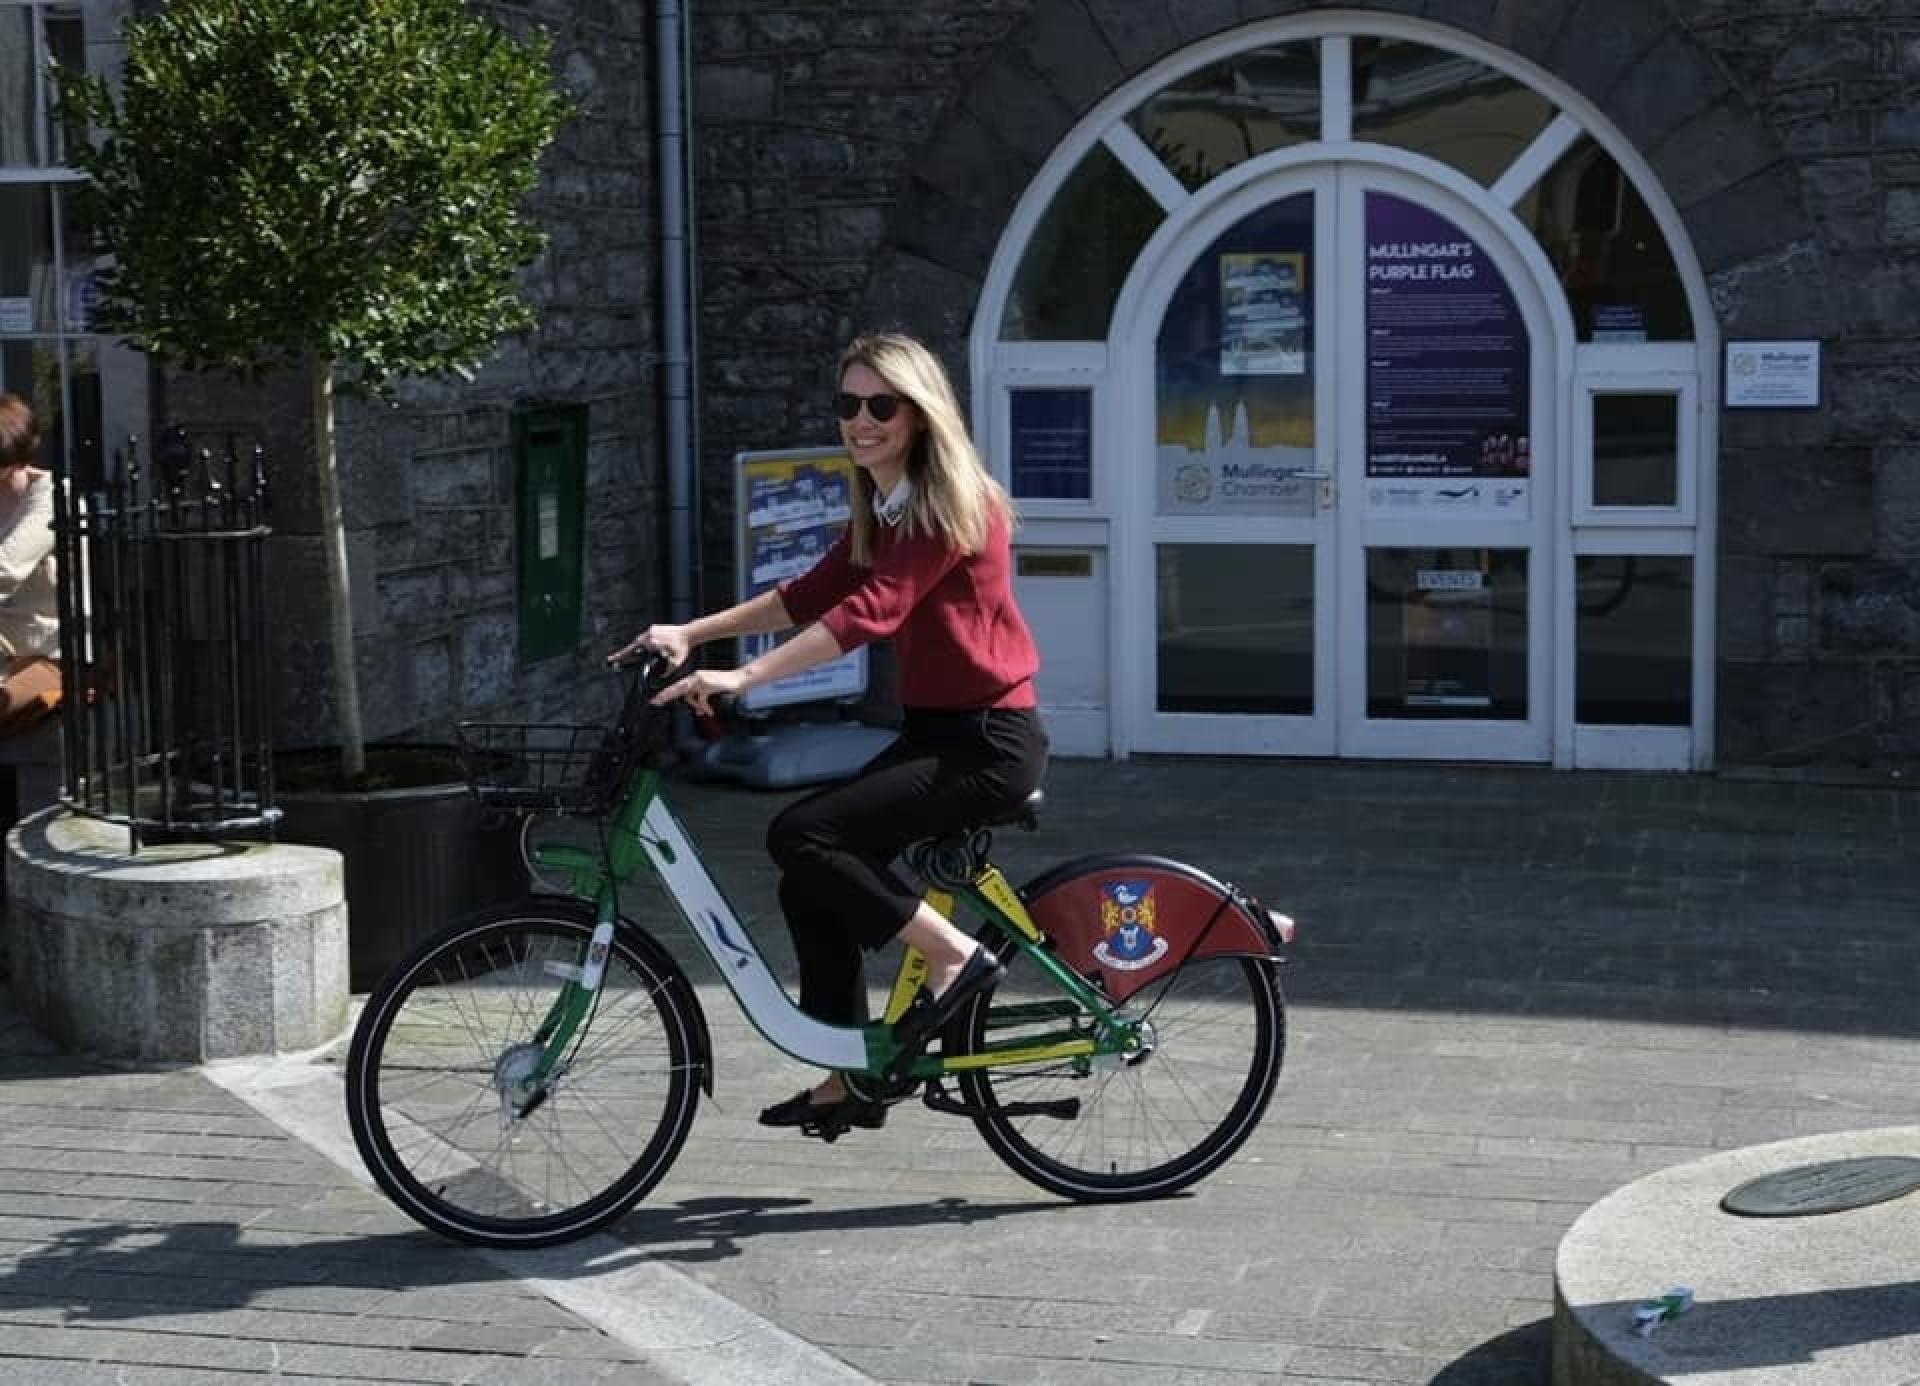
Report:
838,333,1014,566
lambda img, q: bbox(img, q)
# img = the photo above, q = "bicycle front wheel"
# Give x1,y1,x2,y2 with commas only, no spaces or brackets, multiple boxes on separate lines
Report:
345,900,703,1248
955,951,1284,1202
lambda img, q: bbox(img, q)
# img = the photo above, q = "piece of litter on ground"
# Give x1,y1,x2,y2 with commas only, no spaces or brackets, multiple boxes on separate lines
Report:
1631,1286,1694,1337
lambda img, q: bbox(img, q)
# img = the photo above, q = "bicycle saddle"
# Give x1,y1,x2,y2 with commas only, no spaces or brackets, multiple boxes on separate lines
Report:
976,788,1043,833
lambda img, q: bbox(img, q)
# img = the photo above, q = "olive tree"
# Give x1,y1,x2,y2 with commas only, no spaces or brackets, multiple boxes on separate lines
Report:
57,0,571,781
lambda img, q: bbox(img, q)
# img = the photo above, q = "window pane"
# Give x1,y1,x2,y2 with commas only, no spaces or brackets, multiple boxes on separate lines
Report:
1008,387,1091,500
0,337,47,407
1366,548,1528,720
0,184,58,333
1517,136,1693,342
1156,543,1313,714
1351,38,1555,187
1592,392,1678,507
45,5,87,166
0,6,39,166
1576,556,1691,725
1126,42,1320,192
1001,142,1162,341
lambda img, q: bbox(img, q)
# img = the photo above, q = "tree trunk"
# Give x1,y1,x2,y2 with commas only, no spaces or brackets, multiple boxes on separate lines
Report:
309,355,365,782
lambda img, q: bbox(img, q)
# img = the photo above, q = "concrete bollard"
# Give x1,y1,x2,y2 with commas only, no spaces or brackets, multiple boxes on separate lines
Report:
6,806,348,1061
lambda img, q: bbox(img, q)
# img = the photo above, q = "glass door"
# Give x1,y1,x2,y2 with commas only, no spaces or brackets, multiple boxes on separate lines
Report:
1131,173,1337,755
1125,165,1555,761
1333,172,1552,760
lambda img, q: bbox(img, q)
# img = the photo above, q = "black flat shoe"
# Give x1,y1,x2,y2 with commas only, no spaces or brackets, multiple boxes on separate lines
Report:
758,1088,887,1141
892,944,1006,1054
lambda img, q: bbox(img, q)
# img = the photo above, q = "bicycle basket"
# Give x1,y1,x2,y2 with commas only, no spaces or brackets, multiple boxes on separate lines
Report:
455,720,627,814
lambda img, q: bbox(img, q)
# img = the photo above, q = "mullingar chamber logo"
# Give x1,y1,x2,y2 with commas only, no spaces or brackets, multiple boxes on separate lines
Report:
1094,880,1170,970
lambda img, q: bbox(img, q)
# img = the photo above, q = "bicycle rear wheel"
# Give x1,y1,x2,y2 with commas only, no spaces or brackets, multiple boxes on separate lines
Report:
955,949,1283,1202
345,900,703,1248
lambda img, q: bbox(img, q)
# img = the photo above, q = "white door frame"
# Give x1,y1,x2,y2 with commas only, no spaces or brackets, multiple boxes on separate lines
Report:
1110,146,1576,761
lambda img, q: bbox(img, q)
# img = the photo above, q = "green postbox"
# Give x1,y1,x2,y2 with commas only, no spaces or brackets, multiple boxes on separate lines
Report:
513,404,588,664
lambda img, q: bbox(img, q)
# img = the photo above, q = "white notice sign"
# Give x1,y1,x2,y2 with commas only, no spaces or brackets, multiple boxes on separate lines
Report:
1725,340,1821,409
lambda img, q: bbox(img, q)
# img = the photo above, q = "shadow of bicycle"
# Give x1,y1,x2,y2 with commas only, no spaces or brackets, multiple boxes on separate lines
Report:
0,1192,1062,1324
609,1191,1068,1263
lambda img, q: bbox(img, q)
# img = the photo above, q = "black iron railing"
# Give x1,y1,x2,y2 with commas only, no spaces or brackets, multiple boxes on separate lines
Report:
52,430,279,848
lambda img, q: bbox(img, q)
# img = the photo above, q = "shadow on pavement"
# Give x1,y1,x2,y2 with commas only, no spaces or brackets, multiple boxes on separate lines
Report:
1428,1318,1551,1384
0,1194,1058,1322
612,1191,1063,1262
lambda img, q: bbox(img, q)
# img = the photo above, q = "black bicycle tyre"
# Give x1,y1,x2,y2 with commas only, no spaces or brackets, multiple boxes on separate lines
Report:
345,899,703,1248
954,947,1284,1202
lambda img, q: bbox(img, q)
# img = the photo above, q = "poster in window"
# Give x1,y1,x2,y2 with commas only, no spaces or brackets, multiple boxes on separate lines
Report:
1403,568,1492,708
1009,388,1093,499
1220,252,1307,376
1364,193,1530,518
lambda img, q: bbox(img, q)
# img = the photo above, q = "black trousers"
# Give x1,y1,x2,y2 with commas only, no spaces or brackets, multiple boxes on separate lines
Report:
765,706,1048,1026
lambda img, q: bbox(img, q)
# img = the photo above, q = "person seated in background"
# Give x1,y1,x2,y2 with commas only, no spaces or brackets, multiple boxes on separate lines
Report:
0,394,59,734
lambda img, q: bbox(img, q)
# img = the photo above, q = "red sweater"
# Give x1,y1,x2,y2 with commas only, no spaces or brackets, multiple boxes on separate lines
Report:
778,510,1038,710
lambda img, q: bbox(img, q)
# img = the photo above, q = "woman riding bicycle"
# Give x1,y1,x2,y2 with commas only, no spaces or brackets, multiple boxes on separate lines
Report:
613,331,1048,1136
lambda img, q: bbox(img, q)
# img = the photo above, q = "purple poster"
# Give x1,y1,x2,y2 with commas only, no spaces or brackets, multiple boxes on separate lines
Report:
1365,193,1530,517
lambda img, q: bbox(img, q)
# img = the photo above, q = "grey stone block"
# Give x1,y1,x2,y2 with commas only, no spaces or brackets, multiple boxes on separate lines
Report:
1650,99,1783,210
1545,0,1676,109
1608,30,1732,154
1020,2,1126,115
1083,0,1183,71
6,809,347,1062
1718,446,1872,556
962,53,1080,168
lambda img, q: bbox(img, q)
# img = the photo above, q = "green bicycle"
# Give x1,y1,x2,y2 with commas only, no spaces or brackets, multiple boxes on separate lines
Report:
344,660,1295,1248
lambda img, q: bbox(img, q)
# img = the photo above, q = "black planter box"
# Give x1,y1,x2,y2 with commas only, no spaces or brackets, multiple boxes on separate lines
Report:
278,772,526,992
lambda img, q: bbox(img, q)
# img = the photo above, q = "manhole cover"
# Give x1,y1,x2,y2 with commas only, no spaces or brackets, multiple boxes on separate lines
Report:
1722,1156,1920,1217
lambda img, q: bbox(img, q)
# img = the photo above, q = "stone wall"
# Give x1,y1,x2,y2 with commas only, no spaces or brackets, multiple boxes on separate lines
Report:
689,0,1920,766
690,2,1032,609
1671,3,1920,762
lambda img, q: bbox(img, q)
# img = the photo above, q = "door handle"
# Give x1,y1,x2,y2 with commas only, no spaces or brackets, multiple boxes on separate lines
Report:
1287,467,1334,509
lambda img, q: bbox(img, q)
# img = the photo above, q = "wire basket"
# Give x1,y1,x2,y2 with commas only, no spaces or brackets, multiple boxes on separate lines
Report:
454,720,625,814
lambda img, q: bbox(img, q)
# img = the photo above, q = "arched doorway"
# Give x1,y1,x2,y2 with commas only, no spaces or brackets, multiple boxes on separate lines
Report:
973,17,1716,770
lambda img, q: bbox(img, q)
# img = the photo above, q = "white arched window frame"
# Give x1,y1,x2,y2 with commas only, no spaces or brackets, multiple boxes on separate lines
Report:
971,11,1719,770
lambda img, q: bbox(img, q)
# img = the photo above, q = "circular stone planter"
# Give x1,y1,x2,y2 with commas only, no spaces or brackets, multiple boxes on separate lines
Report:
6,806,347,1061
1554,1126,1920,1386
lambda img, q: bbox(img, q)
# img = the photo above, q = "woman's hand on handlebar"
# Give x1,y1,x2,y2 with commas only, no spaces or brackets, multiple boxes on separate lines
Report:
608,623,691,669
650,665,746,715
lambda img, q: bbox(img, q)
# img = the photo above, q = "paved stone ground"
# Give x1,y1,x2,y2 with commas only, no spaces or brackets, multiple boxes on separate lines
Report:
0,995,672,1383
2,757,1917,1384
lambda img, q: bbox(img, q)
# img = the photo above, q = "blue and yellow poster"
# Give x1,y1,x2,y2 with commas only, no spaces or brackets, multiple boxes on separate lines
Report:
734,447,866,713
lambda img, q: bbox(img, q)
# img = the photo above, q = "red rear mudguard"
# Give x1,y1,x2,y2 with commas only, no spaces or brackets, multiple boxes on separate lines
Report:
1020,854,1291,1002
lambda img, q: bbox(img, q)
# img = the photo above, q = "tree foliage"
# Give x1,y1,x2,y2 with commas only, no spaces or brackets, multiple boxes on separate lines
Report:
56,0,571,392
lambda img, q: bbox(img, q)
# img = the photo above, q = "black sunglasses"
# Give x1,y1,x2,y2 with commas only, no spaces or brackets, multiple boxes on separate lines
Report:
834,391,901,423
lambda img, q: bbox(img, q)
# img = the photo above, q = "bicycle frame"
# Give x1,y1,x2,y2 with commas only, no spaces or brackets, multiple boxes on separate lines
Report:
517,767,1137,1090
